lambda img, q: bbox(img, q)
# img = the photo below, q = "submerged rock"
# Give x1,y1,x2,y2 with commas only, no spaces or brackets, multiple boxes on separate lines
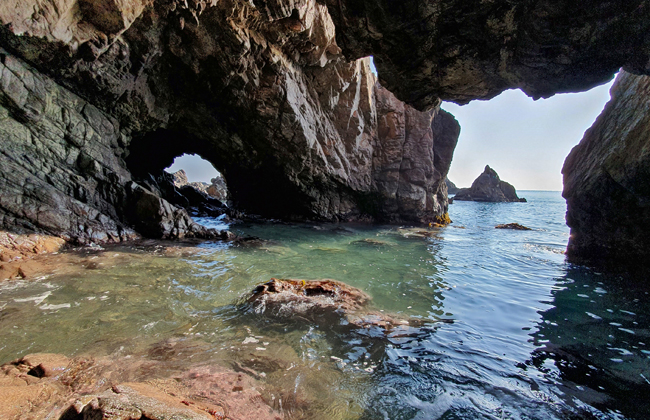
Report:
495,223,532,231
454,166,526,202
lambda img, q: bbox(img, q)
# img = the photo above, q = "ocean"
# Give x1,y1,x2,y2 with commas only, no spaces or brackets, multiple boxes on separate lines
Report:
0,191,648,419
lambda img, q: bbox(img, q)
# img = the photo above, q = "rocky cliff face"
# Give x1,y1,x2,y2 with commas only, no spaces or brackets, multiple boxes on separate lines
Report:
563,71,650,265
0,0,461,243
454,165,525,202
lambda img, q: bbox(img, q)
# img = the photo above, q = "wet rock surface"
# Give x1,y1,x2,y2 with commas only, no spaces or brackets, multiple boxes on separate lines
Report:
495,223,532,231
0,348,283,420
0,238,236,280
454,166,526,203
245,278,428,333
0,232,67,279
563,71,650,266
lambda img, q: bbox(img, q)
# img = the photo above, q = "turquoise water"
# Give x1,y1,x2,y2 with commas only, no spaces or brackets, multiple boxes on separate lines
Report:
0,191,649,419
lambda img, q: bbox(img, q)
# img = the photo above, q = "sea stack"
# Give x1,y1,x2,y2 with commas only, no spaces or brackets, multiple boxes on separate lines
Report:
454,166,526,202
446,178,460,194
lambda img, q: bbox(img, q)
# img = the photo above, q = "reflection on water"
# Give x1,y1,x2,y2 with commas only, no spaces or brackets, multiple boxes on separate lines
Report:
0,191,649,419
531,266,650,417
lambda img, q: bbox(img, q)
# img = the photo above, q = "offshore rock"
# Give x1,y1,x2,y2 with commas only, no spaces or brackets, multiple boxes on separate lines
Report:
563,71,650,265
495,223,532,231
454,165,526,202
446,178,460,195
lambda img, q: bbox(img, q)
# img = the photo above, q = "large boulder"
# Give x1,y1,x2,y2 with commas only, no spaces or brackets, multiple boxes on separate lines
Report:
563,71,650,265
454,165,526,202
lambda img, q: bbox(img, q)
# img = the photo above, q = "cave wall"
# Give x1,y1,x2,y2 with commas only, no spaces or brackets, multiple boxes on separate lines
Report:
0,0,461,242
0,50,219,242
563,71,650,265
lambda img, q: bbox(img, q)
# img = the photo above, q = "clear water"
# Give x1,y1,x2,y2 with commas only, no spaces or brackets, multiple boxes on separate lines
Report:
1,191,649,419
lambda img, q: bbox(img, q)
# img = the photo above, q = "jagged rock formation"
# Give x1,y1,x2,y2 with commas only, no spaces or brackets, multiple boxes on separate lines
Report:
454,165,526,202
446,178,459,195
0,0,462,244
0,0,649,253
563,71,650,265
171,169,190,189
171,169,228,202
207,175,229,201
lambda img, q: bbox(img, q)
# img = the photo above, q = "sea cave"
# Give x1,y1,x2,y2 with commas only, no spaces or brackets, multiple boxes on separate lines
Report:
1,0,650,418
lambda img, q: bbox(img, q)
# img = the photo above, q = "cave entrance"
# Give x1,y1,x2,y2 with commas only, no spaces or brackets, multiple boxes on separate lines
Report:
165,154,229,203
441,78,615,192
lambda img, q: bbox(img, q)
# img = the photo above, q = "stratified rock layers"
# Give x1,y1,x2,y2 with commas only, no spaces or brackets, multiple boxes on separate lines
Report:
563,71,650,265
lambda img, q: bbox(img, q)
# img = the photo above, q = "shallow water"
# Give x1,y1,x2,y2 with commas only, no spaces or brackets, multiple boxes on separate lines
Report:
1,191,649,419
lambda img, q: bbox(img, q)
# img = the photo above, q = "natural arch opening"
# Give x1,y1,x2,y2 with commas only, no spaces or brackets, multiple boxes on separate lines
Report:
441,78,615,192
165,154,229,203
125,128,315,221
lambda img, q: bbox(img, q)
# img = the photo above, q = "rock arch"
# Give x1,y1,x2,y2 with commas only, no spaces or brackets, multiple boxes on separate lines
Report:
1,0,650,264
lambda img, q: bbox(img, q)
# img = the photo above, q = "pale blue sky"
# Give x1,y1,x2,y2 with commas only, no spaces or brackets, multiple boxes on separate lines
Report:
166,154,219,183
167,60,615,192
442,81,614,191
